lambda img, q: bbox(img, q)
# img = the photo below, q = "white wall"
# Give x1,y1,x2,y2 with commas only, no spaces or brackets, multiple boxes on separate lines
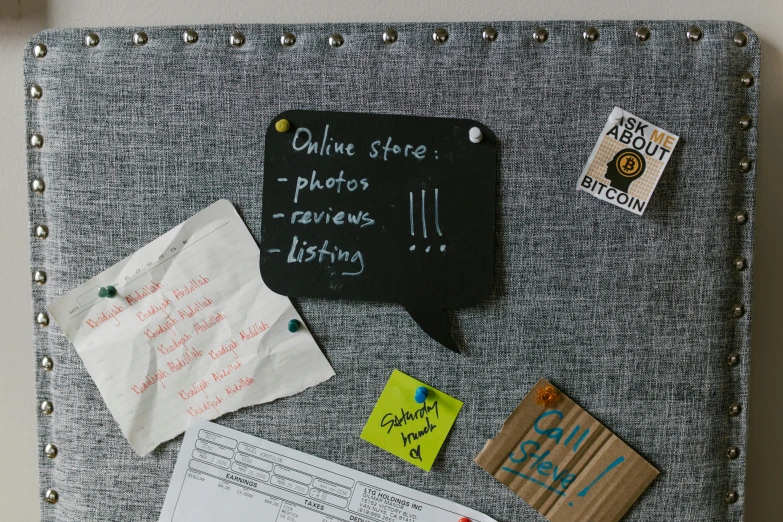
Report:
1,1,780,520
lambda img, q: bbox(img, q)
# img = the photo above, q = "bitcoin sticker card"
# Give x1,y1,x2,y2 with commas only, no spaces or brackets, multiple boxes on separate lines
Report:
577,107,679,215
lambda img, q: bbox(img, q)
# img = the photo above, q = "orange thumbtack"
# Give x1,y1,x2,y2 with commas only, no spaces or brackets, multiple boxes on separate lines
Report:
536,385,559,408
458,518,471,522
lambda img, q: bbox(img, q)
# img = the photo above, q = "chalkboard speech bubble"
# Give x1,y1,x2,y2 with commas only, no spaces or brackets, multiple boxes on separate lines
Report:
260,111,497,352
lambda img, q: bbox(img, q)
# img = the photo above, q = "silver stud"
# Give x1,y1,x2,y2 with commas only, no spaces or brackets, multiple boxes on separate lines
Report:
329,33,344,48
739,115,753,130
34,270,47,285
734,32,748,47
43,489,58,504
44,443,58,458
726,445,740,459
687,26,703,42
432,28,449,44
133,31,148,46
36,312,49,327
533,28,548,43
735,210,748,224
727,351,740,367
738,156,753,172
725,490,739,504
733,256,747,271
583,27,599,42
30,134,44,148
382,28,398,44
33,43,47,58
35,224,49,239
482,27,498,42
29,84,43,100
635,26,651,41
728,402,742,416
41,356,54,371
731,303,745,318
32,178,45,194
182,30,198,44
40,400,53,415
230,31,246,47
84,32,99,47
280,32,296,47
741,72,755,87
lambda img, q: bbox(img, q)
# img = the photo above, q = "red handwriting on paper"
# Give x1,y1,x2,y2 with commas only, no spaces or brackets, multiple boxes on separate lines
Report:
178,379,210,400
167,348,204,373
85,304,125,329
177,296,214,320
209,339,239,360
212,360,243,382
156,333,193,355
187,395,224,416
226,376,255,396
124,281,164,306
143,316,179,339
172,276,210,301
135,298,173,322
131,369,169,394
194,313,226,335
239,321,269,341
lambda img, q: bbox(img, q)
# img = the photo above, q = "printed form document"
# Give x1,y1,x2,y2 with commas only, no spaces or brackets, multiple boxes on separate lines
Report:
159,418,497,522
48,200,335,455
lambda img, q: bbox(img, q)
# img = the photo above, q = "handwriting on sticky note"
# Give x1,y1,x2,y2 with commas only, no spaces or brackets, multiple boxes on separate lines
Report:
260,110,498,351
360,370,462,471
47,200,335,455
475,378,658,522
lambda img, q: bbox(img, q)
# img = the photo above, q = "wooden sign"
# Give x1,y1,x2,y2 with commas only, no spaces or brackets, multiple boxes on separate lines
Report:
260,110,497,351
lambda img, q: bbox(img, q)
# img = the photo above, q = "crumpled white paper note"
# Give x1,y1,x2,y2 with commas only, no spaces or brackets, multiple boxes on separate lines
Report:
48,199,335,455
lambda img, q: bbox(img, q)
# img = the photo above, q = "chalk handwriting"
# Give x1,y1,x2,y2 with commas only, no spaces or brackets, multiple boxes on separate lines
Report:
269,120,451,279
286,236,364,276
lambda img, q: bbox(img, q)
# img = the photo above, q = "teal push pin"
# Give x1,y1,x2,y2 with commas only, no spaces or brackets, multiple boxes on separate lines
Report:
414,386,429,404
288,319,301,333
98,286,117,298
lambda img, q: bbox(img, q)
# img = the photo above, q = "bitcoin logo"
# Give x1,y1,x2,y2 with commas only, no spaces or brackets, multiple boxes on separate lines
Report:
615,150,645,178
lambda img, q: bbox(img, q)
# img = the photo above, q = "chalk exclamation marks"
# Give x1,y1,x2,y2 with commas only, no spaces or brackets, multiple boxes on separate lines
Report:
421,189,428,239
576,456,626,499
435,188,445,252
409,192,416,251
409,192,415,237
409,189,446,253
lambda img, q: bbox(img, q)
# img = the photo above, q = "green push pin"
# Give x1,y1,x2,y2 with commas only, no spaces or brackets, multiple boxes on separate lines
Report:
288,319,301,333
98,286,117,298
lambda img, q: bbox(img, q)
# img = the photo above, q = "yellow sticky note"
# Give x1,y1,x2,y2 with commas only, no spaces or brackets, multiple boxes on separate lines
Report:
360,370,463,471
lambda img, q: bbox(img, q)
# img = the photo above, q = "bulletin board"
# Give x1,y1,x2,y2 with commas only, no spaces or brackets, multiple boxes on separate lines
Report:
25,21,758,522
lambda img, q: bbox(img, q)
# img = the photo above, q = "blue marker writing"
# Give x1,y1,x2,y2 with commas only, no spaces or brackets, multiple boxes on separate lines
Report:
577,456,626,498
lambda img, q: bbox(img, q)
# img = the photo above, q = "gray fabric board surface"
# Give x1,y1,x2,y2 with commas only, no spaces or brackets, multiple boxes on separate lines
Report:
24,21,758,522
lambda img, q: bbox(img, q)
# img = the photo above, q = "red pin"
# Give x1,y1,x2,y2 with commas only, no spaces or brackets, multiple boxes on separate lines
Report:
459,518,471,522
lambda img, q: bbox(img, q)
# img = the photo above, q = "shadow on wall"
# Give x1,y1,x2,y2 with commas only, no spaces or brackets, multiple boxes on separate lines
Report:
0,0,47,22
745,33,783,522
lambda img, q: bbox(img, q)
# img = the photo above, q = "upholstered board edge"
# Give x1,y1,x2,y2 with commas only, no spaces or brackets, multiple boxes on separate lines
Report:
23,20,758,521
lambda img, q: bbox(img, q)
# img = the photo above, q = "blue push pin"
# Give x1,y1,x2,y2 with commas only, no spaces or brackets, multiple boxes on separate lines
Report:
287,319,301,333
414,386,429,404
